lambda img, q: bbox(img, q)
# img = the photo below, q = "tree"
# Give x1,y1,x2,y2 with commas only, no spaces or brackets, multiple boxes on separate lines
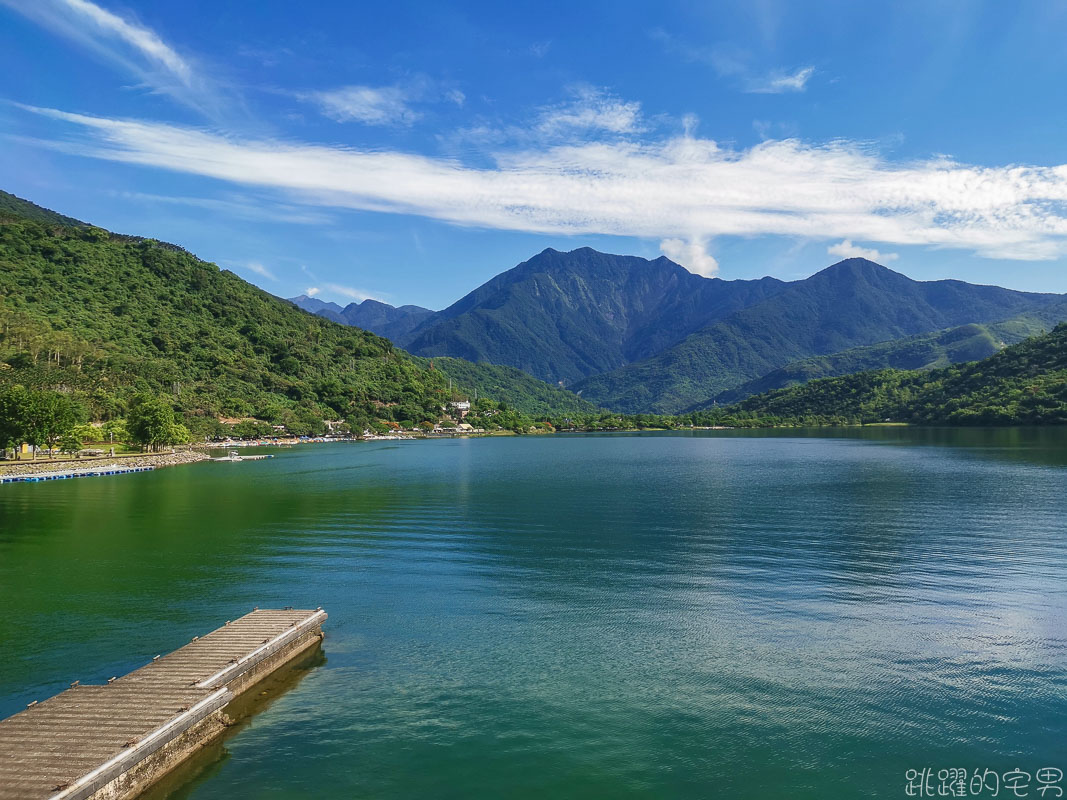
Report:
101,419,128,445
22,391,78,459
0,385,29,459
127,395,181,451
232,419,272,439
59,432,83,458
169,422,191,446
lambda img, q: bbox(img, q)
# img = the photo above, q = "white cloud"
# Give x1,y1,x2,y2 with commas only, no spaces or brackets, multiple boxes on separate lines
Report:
111,191,334,225
239,261,278,281
303,77,466,126
748,66,815,94
650,30,813,95
537,86,644,136
827,239,899,263
305,287,321,297
660,238,719,276
324,283,384,302
20,104,1067,263
308,85,420,126
2,0,228,118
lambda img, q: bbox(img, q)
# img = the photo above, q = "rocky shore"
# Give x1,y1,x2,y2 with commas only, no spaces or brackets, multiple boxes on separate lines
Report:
0,448,210,478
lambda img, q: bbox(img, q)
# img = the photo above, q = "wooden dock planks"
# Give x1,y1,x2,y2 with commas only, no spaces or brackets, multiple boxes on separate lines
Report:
0,608,326,800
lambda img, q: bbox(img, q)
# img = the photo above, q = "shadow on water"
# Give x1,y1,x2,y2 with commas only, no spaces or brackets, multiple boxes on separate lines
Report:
139,643,327,800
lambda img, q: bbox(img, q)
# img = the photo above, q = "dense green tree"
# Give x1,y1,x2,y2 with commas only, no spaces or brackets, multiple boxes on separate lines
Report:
59,431,82,457
0,384,28,458
22,391,79,458
127,395,181,451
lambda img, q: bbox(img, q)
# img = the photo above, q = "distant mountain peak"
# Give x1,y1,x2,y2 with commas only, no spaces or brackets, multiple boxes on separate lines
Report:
820,257,891,273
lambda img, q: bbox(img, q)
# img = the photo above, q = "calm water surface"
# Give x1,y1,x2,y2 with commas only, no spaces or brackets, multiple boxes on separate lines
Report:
1,429,1065,798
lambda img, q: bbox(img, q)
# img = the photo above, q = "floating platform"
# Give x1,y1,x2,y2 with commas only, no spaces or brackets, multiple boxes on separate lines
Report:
0,466,154,485
210,454,274,462
0,608,327,800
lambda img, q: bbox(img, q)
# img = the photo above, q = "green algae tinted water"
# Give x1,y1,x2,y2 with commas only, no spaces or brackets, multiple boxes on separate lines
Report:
1,429,1066,799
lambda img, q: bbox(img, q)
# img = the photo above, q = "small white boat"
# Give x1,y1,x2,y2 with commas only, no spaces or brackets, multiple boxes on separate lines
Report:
211,450,274,462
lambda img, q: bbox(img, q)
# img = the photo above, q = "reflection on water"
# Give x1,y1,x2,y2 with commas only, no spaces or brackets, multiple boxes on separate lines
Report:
1,428,1065,798
140,644,327,800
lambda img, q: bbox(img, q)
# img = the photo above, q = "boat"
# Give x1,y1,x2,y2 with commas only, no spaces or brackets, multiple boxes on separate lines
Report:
211,450,274,462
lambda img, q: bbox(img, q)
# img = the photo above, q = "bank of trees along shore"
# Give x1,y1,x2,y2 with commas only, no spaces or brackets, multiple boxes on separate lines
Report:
0,387,188,459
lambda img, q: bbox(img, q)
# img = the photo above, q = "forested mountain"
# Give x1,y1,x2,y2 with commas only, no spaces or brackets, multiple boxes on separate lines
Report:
710,323,1067,426
336,299,434,341
574,259,1066,413
300,247,1065,414
0,190,85,227
414,357,598,417
289,295,434,340
396,248,787,385
708,306,1067,405
288,294,345,322
0,192,592,433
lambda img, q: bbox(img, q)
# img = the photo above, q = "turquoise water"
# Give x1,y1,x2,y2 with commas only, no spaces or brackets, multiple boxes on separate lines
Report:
1,429,1065,798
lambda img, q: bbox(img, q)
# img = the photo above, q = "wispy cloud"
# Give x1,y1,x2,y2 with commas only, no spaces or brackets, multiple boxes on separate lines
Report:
110,191,335,225
19,104,1067,272
2,0,231,118
307,85,421,126
304,287,321,297
234,261,278,281
748,65,814,94
302,77,467,126
536,86,645,136
650,29,814,94
828,239,899,263
324,283,384,302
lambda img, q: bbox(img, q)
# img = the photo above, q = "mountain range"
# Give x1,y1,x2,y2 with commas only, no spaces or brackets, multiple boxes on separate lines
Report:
288,295,434,340
292,248,1067,413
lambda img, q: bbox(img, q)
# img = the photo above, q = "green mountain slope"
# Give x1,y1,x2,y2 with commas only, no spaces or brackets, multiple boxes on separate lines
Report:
396,247,787,385
417,357,599,416
0,190,86,228
0,193,588,430
713,323,1067,426
575,259,1066,413
709,308,1067,406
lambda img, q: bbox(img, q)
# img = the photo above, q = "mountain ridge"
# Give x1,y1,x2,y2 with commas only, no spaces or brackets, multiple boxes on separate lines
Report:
573,257,1065,412
293,249,1067,414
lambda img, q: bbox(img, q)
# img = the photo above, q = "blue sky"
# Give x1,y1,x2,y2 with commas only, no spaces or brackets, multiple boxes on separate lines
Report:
3,0,1067,309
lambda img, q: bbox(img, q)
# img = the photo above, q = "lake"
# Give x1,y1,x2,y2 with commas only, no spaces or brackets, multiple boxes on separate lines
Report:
1,428,1065,798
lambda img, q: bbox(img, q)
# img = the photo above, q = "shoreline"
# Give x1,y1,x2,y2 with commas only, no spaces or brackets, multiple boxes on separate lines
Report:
0,448,210,479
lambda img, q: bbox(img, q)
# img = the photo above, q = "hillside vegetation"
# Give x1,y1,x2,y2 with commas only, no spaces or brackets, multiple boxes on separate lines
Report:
690,323,1067,427
709,311,1067,406
576,258,1066,413
417,357,598,416
0,193,591,436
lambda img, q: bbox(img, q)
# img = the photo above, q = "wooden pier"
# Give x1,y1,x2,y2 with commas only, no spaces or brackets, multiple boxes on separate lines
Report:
0,608,327,800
